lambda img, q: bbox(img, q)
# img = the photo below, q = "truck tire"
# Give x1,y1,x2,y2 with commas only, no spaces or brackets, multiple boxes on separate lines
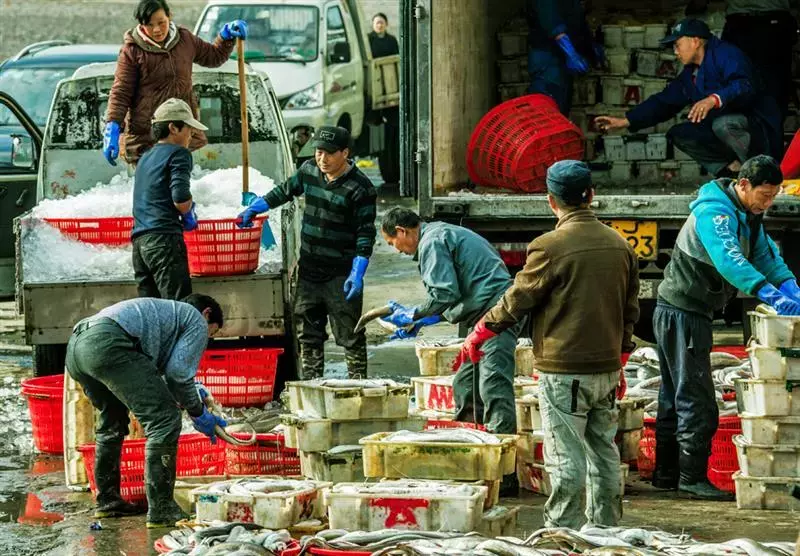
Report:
633,299,657,344
33,344,67,377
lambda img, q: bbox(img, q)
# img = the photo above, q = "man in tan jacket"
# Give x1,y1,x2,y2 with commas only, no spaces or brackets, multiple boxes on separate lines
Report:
455,160,640,529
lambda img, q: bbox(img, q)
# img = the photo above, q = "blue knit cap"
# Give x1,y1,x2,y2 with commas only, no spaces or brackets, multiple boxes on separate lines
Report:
546,160,592,204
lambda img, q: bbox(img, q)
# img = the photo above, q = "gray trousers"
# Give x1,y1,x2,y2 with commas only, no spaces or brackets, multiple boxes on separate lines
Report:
668,114,751,176
539,370,622,529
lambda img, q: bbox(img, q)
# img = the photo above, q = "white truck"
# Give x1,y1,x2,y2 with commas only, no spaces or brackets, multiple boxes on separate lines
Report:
194,0,401,183
14,61,302,378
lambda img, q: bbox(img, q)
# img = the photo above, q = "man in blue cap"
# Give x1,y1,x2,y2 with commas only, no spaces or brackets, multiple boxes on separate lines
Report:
595,18,781,179
456,160,640,528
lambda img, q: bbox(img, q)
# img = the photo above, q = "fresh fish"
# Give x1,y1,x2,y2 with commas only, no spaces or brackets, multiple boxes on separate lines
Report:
354,305,393,333
710,351,742,369
203,393,257,446
203,543,271,556
384,428,502,445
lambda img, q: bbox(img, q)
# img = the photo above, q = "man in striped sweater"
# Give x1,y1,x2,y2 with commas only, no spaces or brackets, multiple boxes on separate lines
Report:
237,126,377,379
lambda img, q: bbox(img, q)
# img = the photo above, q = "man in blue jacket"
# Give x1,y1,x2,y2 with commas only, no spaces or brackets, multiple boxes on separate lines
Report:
652,155,800,501
595,19,781,179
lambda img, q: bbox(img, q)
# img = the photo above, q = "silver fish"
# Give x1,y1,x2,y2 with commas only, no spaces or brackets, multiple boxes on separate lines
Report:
354,305,393,333
203,393,257,446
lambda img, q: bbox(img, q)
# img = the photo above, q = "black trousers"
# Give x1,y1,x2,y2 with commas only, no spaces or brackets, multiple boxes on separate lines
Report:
132,232,192,300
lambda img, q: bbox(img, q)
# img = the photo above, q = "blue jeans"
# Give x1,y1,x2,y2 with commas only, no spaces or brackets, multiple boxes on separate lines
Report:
527,48,572,115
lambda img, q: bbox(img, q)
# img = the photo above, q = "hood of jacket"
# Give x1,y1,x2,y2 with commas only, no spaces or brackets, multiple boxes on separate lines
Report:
126,21,180,53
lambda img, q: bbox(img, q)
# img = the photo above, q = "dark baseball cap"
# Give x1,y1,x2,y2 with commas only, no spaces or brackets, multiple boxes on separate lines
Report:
660,18,712,46
312,125,351,152
546,160,592,204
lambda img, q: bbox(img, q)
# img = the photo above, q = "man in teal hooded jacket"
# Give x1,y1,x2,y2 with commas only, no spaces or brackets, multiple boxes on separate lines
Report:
653,154,800,500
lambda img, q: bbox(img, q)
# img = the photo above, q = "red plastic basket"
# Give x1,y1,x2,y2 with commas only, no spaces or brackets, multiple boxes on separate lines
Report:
708,466,736,493
466,94,584,193
21,375,64,454
225,433,300,475
183,216,266,276
78,433,226,504
709,416,741,471
44,217,134,246
637,417,656,480
196,347,283,407
425,419,486,431
282,546,370,556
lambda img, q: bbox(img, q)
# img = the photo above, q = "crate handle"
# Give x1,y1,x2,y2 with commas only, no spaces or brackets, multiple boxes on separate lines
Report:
22,392,52,400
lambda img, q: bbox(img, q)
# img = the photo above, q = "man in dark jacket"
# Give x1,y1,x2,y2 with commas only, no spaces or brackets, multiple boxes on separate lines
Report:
237,126,377,379
456,161,640,528
595,19,781,179
652,155,800,501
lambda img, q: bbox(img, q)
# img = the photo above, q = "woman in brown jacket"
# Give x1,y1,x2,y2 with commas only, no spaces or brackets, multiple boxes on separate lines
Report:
103,0,247,166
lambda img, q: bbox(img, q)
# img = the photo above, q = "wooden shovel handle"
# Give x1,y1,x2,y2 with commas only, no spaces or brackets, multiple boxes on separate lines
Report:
237,38,250,193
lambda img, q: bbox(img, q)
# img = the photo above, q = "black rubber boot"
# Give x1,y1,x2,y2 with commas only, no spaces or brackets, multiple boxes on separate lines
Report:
144,444,187,528
499,473,519,498
677,449,734,501
300,344,325,380
93,441,145,518
345,341,368,379
651,437,679,490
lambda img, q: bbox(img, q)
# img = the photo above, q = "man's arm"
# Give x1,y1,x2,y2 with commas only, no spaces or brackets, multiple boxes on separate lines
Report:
751,226,796,288
626,76,691,132
415,237,463,318
163,314,208,417
711,46,755,109
622,248,640,352
169,149,194,212
353,185,377,259
264,167,306,209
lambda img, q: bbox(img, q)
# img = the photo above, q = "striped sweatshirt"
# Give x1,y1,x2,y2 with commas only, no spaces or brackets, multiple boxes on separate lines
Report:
264,160,377,281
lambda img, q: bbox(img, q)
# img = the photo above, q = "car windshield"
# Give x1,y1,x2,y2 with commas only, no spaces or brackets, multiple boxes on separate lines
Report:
197,4,319,62
0,67,73,127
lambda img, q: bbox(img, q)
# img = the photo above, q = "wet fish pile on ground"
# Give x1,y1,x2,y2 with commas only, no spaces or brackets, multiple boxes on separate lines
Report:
156,521,292,555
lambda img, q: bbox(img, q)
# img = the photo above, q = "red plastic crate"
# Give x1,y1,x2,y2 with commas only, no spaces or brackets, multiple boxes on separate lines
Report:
184,217,266,276
708,466,736,493
425,419,486,431
44,217,134,246
21,375,64,454
282,546,370,556
77,433,226,504
197,347,283,407
637,419,656,480
225,433,300,475
466,94,584,193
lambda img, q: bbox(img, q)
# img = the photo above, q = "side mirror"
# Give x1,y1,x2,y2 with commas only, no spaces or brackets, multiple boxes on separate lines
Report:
12,134,35,169
328,42,351,65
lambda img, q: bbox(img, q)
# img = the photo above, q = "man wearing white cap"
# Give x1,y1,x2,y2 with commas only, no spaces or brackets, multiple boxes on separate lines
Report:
131,98,207,299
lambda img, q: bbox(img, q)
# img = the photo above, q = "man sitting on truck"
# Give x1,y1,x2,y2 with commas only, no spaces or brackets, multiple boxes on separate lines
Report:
237,126,377,379
594,19,781,179
65,294,226,528
651,155,800,501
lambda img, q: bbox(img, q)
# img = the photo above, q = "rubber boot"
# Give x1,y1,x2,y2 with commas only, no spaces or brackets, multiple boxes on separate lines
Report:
93,441,145,518
144,444,188,528
345,341,368,379
300,344,325,380
677,449,734,501
499,472,519,498
651,436,679,490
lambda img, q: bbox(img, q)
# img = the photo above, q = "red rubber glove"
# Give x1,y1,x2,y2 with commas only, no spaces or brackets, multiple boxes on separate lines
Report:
451,318,498,372
616,368,627,400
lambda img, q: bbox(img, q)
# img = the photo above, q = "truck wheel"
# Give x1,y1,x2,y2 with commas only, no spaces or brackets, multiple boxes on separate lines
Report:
633,299,657,344
33,344,67,377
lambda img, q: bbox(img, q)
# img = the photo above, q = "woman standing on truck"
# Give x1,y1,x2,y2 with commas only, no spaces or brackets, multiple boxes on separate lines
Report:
102,0,247,166
367,13,399,58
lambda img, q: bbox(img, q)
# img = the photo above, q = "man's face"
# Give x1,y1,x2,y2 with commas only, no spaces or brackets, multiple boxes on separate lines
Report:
202,308,221,338
673,36,700,66
315,147,348,175
172,123,193,148
737,179,780,215
382,227,418,255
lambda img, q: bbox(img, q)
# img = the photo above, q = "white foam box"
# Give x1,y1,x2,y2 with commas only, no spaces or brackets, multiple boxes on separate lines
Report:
281,414,426,452
518,462,628,496
497,57,527,84
645,134,668,160
497,31,528,58
602,135,626,162
515,394,542,432
735,379,800,417
618,398,646,431
615,429,642,464
605,49,631,75
734,435,800,477
635,50,677,78
603,25,624,48
749,308,800,348
516,430,545,464
637,161,661,182
360,431,518,481
326,480,486,532
415,338,536,377
498,82,528,103
285,379,411,420
572,76,598,106
740,414,800,445
643,24,668,48
733,471,800,511
299,445,365,483
623,26,645,49
478,506,519,538
610,162,634,181
747,343,800,381
190,478,331,528
678,161,703,180
626,137,647,161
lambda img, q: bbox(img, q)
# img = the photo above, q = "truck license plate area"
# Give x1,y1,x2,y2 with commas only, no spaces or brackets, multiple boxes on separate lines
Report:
602,220,658,260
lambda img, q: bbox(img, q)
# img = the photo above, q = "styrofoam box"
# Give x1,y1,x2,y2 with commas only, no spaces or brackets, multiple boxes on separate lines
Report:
516,430,544,464
326,480,487,532
602,136,626,162
519,462,628,496
281,414,426,452
749,309,800,348
610,162,634,181
516,394,541,432
625,138,647,161
415,338,536,377
299,445,365,483
360,431,518,481
747,343,800,381
572,76,598,106
603,25,624,48
615,429,642,464
478,506,519,538
735,379,799,417
623,26,645,49
643,24,668,48
637,162,660,182
497,32,528,58
606,49,631,75
618,397,646,431
285,379,411,421
645,134,668,160
734,435,800,477
733,471,800,511
190,478,331,528
635,50,672,77
740,414,800,445
601,77,624,105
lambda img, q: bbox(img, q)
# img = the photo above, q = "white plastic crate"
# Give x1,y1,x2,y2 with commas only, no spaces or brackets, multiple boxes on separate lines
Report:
733,471,800,511
678,161,703,180
190,478,330,528
623,26,645,49
572,77,598,105
601,77,623,105
606,49,631,75
740,414,800,445
735,379,799,417
618,398,646,431
413,375,537,413
299,445,364,483
497,57,527,84
498,82,528,103
642,78,668,99
603,25,624,48
749,308,800,348
747,343,800,381
634,50,677,78
734,435,800,477
645,134,668,160
519,462,628,496
637,162,660,182
515,394,541,432
360,430,517,481
625,138,647,161
616,429,642,464
326,480,486,532
610,162,634,181
643,24,668,48
285,379,411,421
602,135,626,162
516,430,544,464
415,338,536,377
497,32,528,58
478,506,519,538
281,414,425,452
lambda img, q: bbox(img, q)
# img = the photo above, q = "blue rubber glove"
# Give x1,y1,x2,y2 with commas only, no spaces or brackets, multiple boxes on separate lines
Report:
556,34,589,74
344,256,369,301
236,196,269,228
389,315,442,340
181,202,199,231
191,405,227,444
779,279,800,302
195,381,210,402
382,300,418,328
103,121,120,166
220,20,248,40
757,284,800,316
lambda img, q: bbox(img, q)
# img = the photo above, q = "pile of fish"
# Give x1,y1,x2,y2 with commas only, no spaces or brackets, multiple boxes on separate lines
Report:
0,375,34,455
180,401,284,438
203,478,317,496
155,522,293,555
624,347,751,417
383,428,502,445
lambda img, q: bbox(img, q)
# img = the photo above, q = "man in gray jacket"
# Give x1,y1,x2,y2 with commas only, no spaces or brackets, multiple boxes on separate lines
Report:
65,294,226,528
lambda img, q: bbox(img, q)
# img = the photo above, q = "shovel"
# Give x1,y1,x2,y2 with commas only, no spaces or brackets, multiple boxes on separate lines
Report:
236,37,276,249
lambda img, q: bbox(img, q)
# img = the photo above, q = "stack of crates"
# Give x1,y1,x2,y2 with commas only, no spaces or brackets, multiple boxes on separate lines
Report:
732,310,800,510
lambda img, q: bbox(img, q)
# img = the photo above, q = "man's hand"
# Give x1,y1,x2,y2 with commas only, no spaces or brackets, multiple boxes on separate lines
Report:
236,196,268,228
757,283,800,316
687,96,718,123
451,318,498,372
343,256,369,302
181,202,199,231
594,116,630,133
382,300,417,328
388,315,442,340
190,406,227,444
616,369,627,400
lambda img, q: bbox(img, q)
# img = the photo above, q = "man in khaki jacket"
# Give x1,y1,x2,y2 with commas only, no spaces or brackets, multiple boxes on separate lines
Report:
455,160,640,529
